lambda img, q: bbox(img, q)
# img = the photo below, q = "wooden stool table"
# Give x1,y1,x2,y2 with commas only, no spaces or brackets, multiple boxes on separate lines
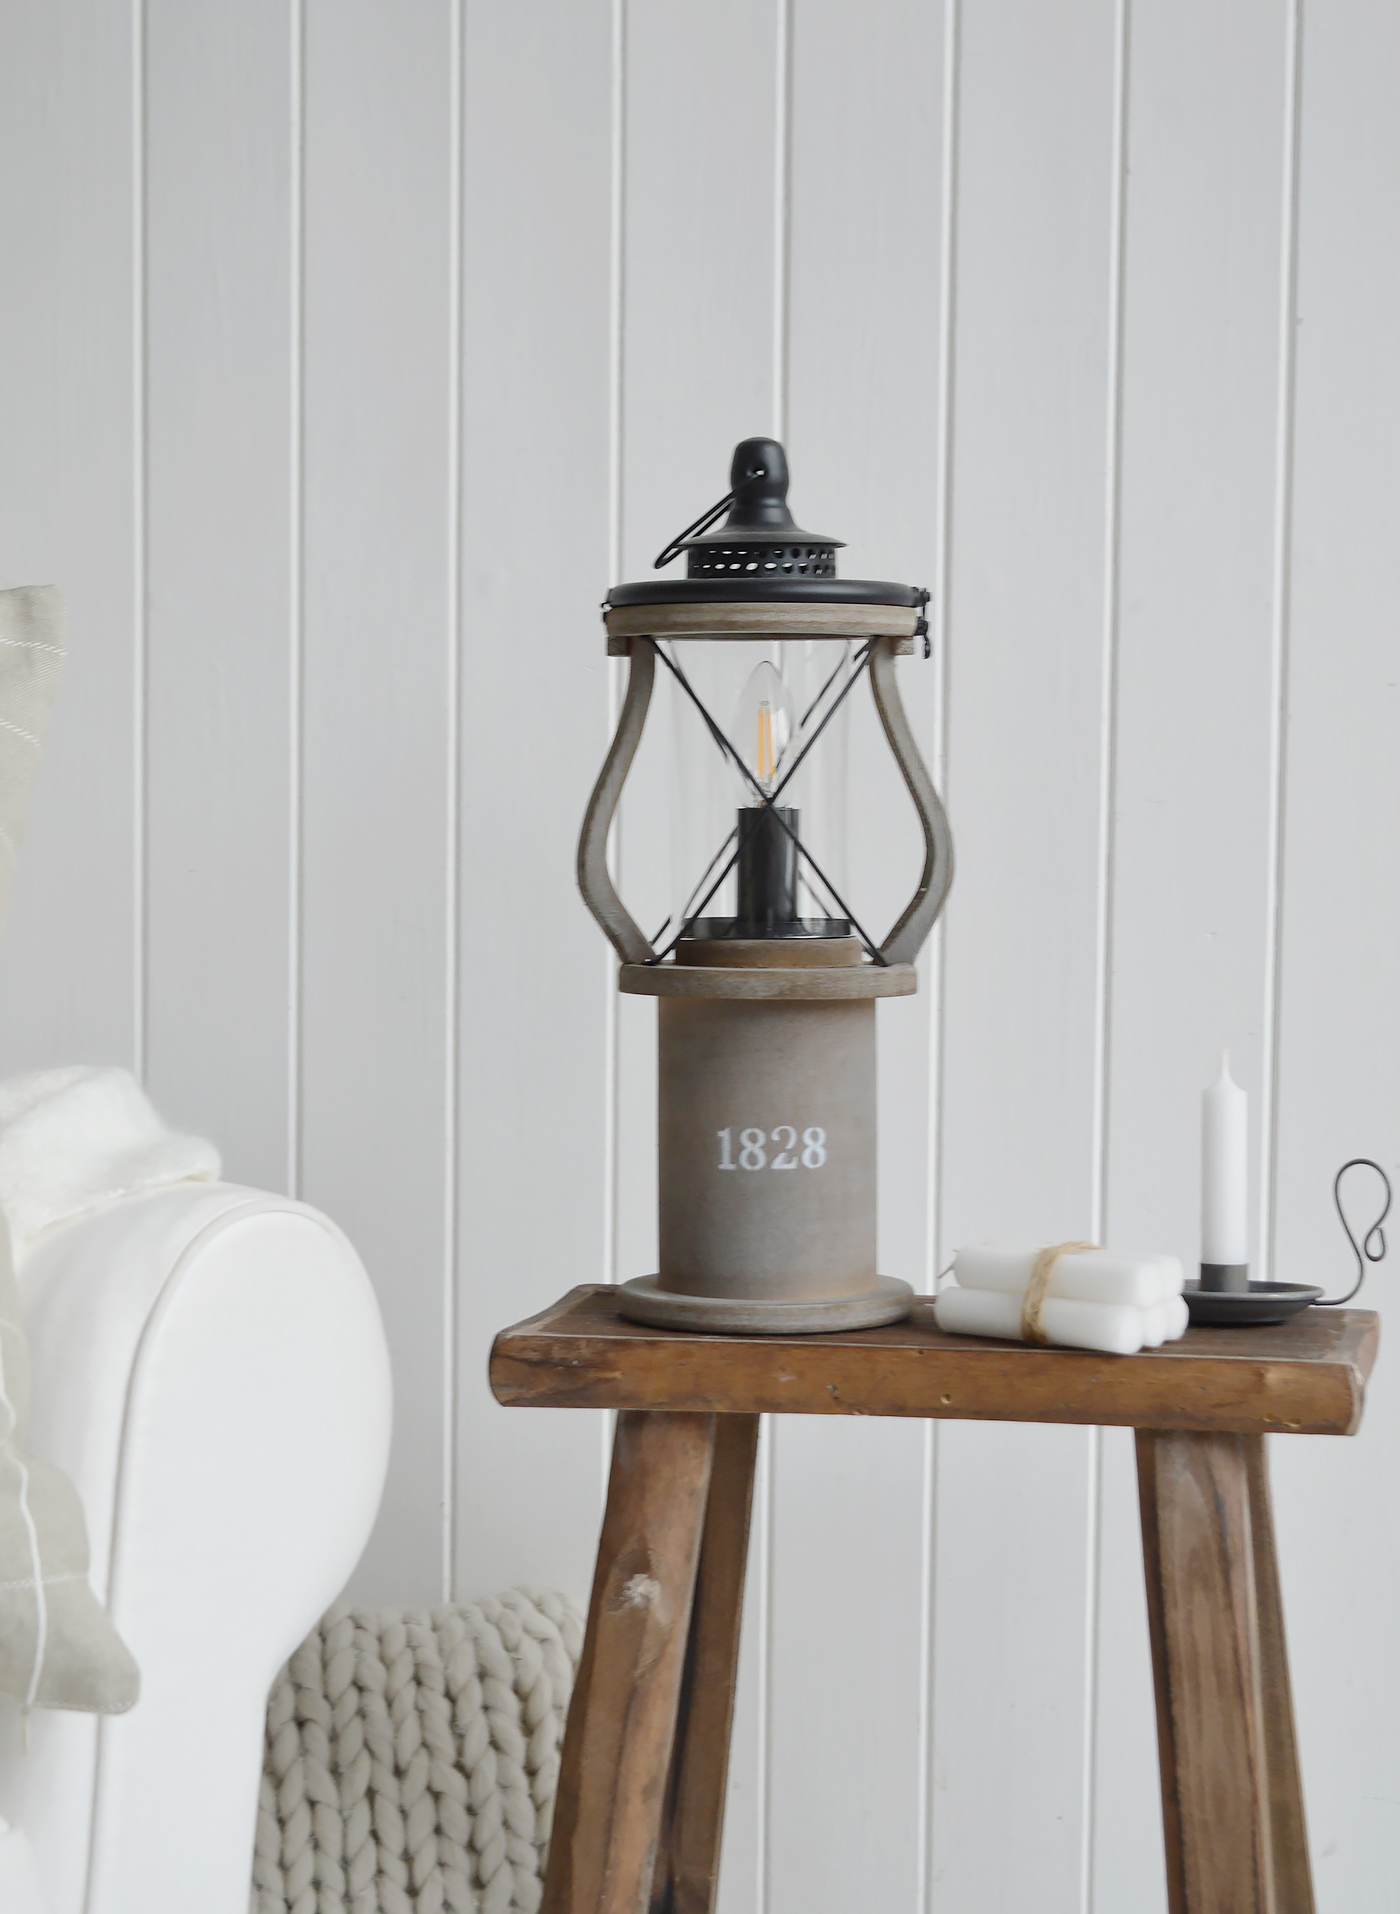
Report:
490,1287,1379,1914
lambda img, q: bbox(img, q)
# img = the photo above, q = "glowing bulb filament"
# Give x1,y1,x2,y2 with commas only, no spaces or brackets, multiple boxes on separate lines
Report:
730,660,793,799
757,701,775,788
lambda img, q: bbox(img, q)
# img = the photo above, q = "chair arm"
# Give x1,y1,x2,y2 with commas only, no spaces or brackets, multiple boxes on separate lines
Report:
0,1184,392,1914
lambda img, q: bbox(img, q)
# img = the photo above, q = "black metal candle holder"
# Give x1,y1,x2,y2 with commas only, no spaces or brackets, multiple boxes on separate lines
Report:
1183,1157,1391,1327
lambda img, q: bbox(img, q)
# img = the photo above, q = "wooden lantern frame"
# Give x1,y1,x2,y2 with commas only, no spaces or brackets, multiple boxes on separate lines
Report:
579,597,954,983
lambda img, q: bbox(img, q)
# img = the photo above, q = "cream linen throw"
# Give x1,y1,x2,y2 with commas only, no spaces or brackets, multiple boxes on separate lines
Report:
0,1209,138,1711
0,586,138,1714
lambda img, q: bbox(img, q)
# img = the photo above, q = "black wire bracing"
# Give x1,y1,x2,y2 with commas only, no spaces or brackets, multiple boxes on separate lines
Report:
649,825,737,950
643,639,887,966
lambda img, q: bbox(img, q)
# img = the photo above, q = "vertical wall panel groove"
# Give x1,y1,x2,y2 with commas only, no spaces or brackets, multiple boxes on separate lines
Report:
289,0,305,1202
1259,0,1305,1287
604,0,627,1304
133,0,148,1085
772,0,793,443
1092,0,1131,1255
1082,3,1132,1905
452,0,613,1606
441,0,464,1608
922,0,961,1888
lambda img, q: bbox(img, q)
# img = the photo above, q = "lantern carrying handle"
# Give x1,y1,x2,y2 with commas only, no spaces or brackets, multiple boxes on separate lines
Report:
577,639,657,964
653,491,737,571
652,466,768,571
869,636,955,965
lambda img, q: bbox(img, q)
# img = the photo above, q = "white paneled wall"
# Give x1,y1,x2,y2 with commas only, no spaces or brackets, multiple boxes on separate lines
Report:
1,2,1397,1909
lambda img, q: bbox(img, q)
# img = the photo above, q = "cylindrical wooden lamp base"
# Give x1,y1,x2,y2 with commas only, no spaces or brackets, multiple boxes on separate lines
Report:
617,934,914,1336
615,1273,914,1335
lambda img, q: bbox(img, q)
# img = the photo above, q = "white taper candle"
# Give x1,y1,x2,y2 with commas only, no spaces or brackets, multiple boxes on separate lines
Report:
1202,1052,1248,1266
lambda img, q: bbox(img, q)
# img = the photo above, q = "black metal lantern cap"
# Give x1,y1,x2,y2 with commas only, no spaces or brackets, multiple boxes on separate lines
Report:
606,437,927,610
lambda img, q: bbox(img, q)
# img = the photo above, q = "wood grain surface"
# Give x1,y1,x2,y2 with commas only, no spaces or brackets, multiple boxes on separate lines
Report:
492,1287,1377,1437
617,961,917,1001
603,602,920,640
650,1414,760,1914
1246,1440,1316,1913
1137,1431,1277,1914
543,1411,716,1914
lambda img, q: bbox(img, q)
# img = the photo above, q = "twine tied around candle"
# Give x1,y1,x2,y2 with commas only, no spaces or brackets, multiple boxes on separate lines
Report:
1021,1242,1099,1344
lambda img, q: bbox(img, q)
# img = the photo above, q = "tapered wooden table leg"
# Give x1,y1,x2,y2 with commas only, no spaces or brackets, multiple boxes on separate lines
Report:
1245,1437,1315,1914
1137,1429,1275,1914
544,1411,718,1914
650,1414,761,1914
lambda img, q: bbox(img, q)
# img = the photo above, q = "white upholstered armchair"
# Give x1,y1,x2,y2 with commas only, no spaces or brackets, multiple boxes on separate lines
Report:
0,1181,392,1914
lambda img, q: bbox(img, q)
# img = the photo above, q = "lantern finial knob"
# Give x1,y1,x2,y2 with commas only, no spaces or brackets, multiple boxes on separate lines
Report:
729,435,784,491
724,438,795,535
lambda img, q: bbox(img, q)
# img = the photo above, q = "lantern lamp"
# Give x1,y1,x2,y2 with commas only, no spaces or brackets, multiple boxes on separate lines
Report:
579,438,954,1333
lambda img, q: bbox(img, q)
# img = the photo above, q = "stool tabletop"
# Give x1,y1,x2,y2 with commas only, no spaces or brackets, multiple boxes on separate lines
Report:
491,1285,1379,1436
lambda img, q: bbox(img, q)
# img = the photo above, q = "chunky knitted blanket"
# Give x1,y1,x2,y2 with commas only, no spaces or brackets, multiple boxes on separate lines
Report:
252,1591,583,1914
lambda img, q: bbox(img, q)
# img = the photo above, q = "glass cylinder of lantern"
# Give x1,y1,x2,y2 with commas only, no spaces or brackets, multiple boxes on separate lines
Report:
579,439,954,1333
667,638,856,942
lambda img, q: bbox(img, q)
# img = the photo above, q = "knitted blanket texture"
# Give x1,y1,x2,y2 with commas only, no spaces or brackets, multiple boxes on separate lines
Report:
253,1592,583,1914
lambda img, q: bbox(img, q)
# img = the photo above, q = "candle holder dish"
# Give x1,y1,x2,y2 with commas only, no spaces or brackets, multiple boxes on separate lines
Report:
1182,1280,1323,1327
1183,1158,1390,1328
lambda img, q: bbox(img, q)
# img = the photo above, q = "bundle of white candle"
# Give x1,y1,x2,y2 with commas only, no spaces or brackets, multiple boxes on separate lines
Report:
934,1244,1189,1355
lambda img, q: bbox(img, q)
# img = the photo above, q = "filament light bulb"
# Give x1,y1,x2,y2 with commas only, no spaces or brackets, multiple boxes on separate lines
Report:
730,660,795,798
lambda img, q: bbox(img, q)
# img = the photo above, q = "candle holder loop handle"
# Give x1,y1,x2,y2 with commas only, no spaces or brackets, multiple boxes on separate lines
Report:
1319,1157,1391,1306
